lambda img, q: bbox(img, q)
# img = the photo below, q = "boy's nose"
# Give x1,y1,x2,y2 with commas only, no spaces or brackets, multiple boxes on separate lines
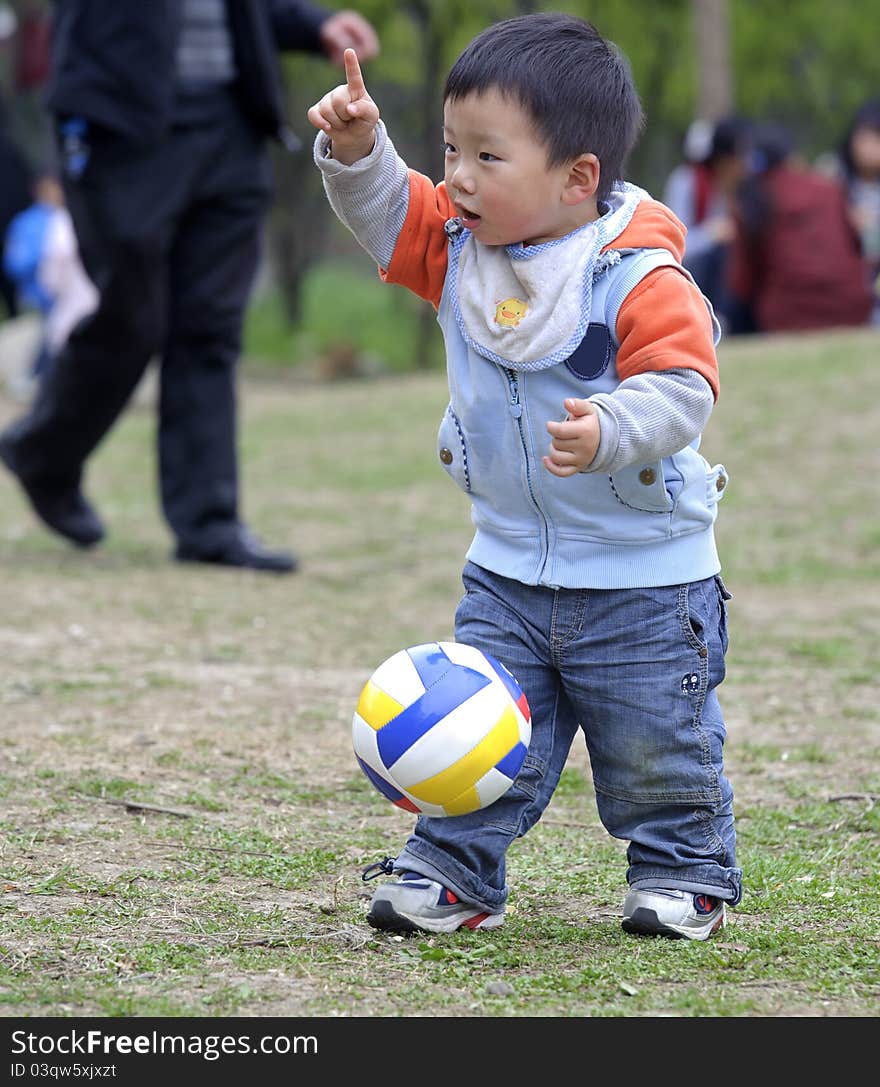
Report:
450,164,476,194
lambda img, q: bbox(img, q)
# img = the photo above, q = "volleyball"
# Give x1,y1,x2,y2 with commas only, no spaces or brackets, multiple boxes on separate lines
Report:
352,641,531,818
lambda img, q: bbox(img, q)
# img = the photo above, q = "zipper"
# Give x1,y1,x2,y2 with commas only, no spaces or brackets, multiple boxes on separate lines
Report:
505,368,551,580
506,368,523,421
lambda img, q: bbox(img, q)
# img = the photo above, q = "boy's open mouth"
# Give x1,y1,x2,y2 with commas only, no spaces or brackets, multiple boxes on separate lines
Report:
457,207,481,229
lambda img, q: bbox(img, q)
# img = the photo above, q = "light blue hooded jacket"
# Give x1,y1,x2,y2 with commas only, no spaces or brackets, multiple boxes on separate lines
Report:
315,125,728,590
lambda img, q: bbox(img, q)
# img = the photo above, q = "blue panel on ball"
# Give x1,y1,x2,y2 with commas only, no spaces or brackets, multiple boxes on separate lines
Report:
376,664,490,767
357,756,407,803
483,651,524,702
495,740,527,779
406,642,455,689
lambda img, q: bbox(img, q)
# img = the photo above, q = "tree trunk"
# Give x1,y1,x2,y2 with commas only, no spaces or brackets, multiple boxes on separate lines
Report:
693,0,733,121
409,0,444,369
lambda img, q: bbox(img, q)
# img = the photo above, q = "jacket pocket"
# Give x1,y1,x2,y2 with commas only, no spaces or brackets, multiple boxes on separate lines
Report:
706,462,730,508
437,405,471,492
609,460,673,513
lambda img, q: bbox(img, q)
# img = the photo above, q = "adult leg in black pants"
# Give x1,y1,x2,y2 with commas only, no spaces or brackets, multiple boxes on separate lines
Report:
0,124,163,550
160,99,294,572
0,101,296,573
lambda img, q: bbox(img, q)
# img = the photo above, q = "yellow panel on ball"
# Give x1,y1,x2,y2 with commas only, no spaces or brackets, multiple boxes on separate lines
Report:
406,702,521,807
356,680,405,731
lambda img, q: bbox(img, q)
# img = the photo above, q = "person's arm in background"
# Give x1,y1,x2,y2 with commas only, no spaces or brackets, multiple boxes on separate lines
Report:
269,2,379,63
663,164,731,263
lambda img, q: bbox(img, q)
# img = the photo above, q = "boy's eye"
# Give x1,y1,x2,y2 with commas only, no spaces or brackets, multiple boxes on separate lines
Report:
479,151,500,162
443,142,457,154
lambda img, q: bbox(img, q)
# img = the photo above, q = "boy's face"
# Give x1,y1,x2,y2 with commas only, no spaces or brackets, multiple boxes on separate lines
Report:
443,88,595,246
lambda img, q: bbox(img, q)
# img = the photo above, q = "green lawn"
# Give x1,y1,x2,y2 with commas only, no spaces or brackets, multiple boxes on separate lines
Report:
0,323,878,1020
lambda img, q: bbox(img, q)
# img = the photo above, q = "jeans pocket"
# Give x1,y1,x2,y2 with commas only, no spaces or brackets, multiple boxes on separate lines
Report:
678,582,708,654
714,575,731,655
681,578,729,665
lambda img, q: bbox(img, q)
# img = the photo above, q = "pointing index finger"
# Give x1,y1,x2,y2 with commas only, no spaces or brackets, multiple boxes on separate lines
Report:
344,48,367,99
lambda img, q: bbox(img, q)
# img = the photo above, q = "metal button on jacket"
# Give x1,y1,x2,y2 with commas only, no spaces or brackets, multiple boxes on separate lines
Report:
439,448,453,465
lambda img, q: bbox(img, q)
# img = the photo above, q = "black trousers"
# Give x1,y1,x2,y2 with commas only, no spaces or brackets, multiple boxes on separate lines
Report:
2,91,273,549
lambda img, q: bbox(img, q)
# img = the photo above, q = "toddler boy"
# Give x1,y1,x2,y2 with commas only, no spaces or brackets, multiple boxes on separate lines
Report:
309,13,741,940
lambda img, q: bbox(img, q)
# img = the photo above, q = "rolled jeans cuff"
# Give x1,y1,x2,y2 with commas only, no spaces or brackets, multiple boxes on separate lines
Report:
628,866,743,907
393,844,508,913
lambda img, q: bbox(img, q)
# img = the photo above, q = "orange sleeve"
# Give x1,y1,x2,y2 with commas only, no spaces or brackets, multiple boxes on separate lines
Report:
615,267,720,400
379,172,456,310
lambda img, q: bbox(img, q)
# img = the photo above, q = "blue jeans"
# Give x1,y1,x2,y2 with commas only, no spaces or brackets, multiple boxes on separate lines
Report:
395,561,742,912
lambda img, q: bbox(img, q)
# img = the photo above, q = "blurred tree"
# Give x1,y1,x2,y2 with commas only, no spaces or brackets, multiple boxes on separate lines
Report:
693,0,732,120
730,0,880,154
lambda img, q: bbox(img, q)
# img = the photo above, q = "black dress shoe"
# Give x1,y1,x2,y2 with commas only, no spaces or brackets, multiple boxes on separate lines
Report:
0,433,105,548
174,527,298,574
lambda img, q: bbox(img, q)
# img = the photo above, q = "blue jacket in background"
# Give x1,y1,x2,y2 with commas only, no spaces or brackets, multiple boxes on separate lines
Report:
3,202,55,313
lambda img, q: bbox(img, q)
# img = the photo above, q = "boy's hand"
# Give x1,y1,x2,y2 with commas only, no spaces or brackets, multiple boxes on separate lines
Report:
544,398,600,477
307,48,380,165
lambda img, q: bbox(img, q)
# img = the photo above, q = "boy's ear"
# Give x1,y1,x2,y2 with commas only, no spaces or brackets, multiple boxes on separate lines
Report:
562,153,600,205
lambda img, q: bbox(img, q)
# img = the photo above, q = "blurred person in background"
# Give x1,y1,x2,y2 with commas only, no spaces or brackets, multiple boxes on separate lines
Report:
817,98,880,325
0,1,378,573
7,0,55,174
727,121,873,334
663,115,755,335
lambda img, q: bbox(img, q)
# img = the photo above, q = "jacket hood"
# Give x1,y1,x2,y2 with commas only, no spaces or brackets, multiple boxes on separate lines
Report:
599,183,687,262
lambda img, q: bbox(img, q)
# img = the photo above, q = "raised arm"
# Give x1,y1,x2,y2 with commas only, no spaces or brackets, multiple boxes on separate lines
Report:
307,48,380,165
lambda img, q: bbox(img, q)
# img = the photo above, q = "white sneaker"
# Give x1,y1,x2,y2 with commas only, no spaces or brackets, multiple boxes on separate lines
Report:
366,871,504,934
622,888,726,940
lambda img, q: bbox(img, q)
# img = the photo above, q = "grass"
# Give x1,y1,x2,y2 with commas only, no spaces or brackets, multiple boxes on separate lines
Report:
0,322,879,1020
244,257,445,375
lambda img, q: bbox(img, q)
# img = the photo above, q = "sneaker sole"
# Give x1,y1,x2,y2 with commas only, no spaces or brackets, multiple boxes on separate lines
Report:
367,899,503,935
621,904,725,941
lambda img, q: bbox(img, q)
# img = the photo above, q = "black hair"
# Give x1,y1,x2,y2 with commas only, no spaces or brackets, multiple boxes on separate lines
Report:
737,121,794,241
706,115,753,165
443,13,644,202
840,98,880,181
749,120,793,174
